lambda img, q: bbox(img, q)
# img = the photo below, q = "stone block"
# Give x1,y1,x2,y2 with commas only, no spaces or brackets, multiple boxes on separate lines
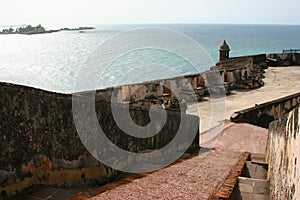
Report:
253,180,269,189
253,194,269,200
239,183,253,193
238,177,254,185
240,192,253,200
253,184,270,195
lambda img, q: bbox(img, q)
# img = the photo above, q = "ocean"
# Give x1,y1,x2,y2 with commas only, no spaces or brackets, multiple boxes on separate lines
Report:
1,24,300,93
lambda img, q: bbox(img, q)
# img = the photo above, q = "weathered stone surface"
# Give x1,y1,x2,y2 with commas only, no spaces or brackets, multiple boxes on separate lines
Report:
239,183,254,194
267,105,300,200
0,82,199,197
0,170,16,186
230,176,270,200
216,54,266,90
231,92,300,128
241,161,268,179
267,53,300,66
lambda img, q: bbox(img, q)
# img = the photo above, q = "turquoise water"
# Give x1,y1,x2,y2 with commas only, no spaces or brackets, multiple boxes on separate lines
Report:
0,24,299,93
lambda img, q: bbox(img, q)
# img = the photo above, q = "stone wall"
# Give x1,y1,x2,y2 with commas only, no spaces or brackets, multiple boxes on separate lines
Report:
267,53,300,66
110,54,267,106
115,73,207,103
0,82,199,197
231,92,300,128
216,54,266,90
217,54,266,70
232,176,269,200
229,154,270,200
266,105,300,200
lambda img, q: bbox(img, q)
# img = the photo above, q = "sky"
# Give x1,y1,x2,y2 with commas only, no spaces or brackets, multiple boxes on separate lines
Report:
1,0,300,28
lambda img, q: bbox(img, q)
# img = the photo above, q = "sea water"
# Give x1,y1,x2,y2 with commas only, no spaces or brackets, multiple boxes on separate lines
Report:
0,24,299,93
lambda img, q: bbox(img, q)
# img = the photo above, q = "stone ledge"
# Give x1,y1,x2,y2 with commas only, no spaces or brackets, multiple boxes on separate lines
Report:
208,152,250,200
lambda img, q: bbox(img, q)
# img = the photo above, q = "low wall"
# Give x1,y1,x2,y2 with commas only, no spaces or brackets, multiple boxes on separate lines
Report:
266,105,300,200
229,154,270,200
230,92,300,128
217,54,266,70
0,82,199,197
267,53,300,66
216,54,266,90
232,177,269,200
109,54,267,104
116,73,206,103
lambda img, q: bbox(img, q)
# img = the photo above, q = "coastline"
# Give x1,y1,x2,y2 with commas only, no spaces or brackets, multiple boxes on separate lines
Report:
0,26,95,35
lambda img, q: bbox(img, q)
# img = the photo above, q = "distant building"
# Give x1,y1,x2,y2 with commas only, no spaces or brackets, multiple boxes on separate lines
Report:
216,40,266,90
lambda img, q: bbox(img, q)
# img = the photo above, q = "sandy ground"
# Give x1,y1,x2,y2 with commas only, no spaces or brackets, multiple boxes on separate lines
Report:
187,66,300,133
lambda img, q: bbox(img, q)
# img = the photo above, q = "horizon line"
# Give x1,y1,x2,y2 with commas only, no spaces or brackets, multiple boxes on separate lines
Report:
1,22,300,28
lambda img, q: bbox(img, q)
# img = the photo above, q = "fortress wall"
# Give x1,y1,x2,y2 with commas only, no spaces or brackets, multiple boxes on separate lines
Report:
117,73,207,103
267,53,300,66
266,105,300,200
0,82,199,197
216,54,266,90
113,54,266,103
217,54,266,69
0,53,268,197
230,92,300,128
